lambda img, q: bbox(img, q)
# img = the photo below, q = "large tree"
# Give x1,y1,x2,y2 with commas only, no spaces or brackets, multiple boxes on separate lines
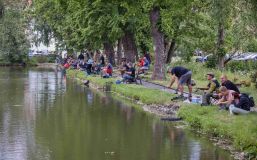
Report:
0,0,29,63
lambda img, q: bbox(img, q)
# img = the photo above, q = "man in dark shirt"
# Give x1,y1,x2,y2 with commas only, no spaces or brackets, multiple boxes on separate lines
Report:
78,53,84,60
220,75,240,93
122,62,135,82
78,53,84,64
99,54,105,67
167,66,192,99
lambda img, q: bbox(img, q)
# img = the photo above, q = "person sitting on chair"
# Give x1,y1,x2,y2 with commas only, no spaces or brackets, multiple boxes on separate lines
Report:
138,57,150,74
101,63,113,78
118,59,129,77
201,73,220,106
122,62,136,83
137,55,144,68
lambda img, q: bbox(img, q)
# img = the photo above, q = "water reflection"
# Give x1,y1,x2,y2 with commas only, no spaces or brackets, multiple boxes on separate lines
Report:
0,68,232,160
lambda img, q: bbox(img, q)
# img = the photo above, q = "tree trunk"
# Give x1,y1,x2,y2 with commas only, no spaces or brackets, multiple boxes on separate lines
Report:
121,31,137,63
217,23,225,69
0,0,4,18
116,39,122,65
150,7,166,80
93,50,101,62
103,42,115,66
166,39,176,64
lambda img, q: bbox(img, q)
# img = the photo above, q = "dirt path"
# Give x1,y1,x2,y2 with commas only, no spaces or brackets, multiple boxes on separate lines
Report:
139,79,202,102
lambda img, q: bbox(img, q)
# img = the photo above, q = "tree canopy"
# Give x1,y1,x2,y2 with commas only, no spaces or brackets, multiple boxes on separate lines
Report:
1,0,257,77
0,0,29,63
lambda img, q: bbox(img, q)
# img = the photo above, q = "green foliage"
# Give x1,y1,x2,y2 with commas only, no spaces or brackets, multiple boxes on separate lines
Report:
178,105,257,158
226,60,257,72
30,54,57,63
205,55,218,68
0,9,29,63
32,0,257,70
246,39,257,52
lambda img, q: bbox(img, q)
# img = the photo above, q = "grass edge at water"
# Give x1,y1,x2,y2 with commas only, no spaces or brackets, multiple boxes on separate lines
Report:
67,69,257,158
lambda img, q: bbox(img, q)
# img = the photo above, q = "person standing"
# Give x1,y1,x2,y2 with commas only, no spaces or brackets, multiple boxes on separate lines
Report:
99,54,105,67
167,66,192,99
78,53,84,64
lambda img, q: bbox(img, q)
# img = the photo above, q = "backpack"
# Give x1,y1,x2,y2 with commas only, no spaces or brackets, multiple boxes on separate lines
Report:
241,93,255,107
212,79,220,90
249,96,255,107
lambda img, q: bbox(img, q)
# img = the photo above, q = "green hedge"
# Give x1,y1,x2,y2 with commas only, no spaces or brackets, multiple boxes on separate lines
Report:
30,54,57,63
226,60,257,72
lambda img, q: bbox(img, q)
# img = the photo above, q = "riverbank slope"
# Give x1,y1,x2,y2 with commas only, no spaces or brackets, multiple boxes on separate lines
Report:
67,69,257,159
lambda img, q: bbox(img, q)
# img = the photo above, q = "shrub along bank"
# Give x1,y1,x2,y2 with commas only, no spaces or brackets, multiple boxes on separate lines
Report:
67,69,257,158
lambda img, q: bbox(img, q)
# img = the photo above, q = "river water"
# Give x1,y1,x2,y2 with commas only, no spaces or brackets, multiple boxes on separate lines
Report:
0,68,232,160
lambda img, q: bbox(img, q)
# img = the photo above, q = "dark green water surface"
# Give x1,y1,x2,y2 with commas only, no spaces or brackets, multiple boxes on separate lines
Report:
0,68,232,160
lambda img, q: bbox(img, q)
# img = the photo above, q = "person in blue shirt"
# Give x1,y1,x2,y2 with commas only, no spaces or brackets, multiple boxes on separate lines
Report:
138,57,150,74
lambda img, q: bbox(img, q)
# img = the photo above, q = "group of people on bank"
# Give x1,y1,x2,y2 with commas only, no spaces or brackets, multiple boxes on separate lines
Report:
60,53,254,115
60,53,113,77
117,54,151,83
60,52,151,83
167,66,255,115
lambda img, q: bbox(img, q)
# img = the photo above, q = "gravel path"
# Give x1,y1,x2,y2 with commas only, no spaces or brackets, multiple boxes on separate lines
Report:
140,79,202,102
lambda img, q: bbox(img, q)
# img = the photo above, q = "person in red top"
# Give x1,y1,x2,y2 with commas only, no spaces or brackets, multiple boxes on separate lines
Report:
102,63,113,78
137,56,144,67
63,62,70,69
106,63,113,76
61,61,71,79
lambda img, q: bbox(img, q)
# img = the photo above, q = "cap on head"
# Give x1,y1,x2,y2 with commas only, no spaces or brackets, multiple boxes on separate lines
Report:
206,72,214,78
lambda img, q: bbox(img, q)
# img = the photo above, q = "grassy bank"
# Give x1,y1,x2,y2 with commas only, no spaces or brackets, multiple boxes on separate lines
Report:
67,69,175,105
178,105,257,158
67,69,257,158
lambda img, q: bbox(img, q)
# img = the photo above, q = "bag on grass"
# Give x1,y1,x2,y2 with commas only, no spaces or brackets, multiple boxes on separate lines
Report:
241,93,255,107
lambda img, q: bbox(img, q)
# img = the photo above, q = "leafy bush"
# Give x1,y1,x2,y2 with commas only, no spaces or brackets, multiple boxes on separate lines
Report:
205,55,218,68
29,54,57,64
26,57,38,66
226,60,257,72
47,54,57,63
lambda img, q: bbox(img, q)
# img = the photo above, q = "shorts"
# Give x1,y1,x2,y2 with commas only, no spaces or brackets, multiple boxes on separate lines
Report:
178,71,192,85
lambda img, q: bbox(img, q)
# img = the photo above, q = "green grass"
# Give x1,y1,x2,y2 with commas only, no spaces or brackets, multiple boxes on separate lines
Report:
178,105,257,158
67,69,175,104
